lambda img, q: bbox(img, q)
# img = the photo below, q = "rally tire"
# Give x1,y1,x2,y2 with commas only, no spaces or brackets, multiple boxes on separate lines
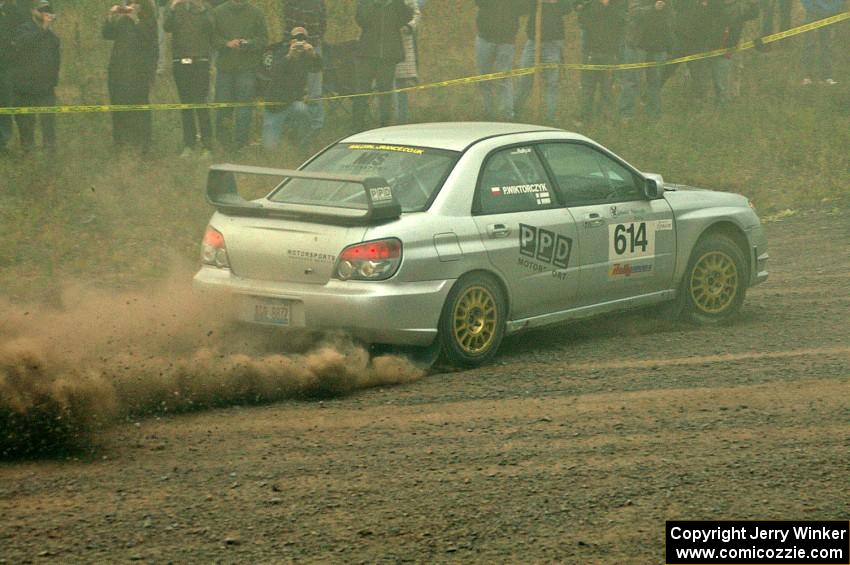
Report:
681,234,748,325
438,273,507,368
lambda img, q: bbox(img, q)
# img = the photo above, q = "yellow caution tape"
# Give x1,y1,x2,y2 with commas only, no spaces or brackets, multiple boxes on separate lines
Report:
0,11,846,115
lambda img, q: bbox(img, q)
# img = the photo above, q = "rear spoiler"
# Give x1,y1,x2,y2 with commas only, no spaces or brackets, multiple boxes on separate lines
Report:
206,164,402,225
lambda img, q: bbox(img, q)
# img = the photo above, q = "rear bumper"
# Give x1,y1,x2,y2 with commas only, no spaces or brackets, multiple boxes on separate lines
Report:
193,266,454,346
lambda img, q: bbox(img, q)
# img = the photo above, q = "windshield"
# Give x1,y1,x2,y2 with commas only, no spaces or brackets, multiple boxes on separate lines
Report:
269,143,458,212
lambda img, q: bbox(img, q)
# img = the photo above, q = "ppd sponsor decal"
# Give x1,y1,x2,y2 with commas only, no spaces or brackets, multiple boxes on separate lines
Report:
369,186,393,202
518,224,572,280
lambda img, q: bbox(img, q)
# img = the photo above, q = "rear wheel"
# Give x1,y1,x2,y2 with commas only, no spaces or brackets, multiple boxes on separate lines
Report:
438,273,506,367
681,235,747,324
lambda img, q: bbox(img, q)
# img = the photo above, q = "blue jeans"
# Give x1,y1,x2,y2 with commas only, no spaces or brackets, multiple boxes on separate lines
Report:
306,43,324,135
760,0,792,34
580,51,615,120
687,56,732,106
619,46,667,119
802,12,834,79
0,69,12,149
262,101,310,150
515,39,563,123
475,36,515,121
215,69,257,149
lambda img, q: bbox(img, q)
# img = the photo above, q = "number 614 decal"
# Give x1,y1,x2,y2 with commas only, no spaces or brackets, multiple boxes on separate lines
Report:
609,221,657,260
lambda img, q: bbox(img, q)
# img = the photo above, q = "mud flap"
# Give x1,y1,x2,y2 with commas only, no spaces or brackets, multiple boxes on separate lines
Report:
370,340,442,372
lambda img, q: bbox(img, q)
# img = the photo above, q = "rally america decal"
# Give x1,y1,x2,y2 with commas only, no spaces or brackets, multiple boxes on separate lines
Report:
490,183,552,206
609,263,653,277
518,224,572,280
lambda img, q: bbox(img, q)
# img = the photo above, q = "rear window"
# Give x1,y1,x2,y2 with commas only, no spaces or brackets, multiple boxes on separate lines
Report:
268,143,458,212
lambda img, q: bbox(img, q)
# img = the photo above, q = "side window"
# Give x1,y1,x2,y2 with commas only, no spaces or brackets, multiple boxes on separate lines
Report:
538,143,642,205
476,146,557,215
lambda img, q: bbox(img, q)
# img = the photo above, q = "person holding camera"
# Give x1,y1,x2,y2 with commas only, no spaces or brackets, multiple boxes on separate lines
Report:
619,0,673,120
103,0,158,153
576,0,626,124
0,0,25,153
281,0,326,142
352,0,413,131
212,0,267,151
164,0,214,157
11,0,59,154
475,0,525,122
261,25,321,151
514,0,572,124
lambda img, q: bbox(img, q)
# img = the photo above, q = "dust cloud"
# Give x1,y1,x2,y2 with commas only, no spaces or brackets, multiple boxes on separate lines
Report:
0,274,424,458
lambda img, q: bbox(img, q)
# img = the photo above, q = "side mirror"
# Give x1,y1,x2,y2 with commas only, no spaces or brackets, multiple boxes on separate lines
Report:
643,173,664,199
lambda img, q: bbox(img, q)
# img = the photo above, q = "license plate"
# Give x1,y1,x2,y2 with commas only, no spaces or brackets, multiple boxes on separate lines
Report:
251,298,291,326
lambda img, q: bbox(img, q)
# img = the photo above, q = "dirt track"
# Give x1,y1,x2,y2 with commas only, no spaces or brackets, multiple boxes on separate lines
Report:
1,212,849,564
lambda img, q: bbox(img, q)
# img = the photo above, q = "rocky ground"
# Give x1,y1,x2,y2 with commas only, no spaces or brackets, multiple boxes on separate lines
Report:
1,212,849,564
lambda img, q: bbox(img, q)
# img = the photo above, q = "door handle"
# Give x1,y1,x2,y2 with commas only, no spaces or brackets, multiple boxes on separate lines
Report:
584,213,605,228
487,224,511,238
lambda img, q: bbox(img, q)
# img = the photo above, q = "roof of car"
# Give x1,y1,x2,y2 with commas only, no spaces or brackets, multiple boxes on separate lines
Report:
341,122,574,152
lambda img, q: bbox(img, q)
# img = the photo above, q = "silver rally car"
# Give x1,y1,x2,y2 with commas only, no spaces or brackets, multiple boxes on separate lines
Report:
194,122,769,366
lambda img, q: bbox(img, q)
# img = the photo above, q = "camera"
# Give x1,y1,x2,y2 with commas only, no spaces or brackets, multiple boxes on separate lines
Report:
238,39,249,48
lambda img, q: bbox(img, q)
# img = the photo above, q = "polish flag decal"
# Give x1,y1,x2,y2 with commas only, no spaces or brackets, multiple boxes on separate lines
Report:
490,186,502,196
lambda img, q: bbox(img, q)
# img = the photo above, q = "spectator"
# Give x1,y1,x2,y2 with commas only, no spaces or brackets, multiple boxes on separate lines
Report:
103,0,158,152
352,0,412,131
394,0,421,123
0,0,25,153
514,0,571,123
800,0,844,85
577,0,626,123
760,0,792,36
164,0,215,157
155,0,169,74
11,0,59,154
675,0,741,106
619,0,673,120
281,0,326,144
212,0,267,151
262,25,321,150
475,0,524,121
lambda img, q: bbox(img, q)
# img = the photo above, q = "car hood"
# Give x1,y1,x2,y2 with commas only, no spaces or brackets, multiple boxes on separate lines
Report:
663,183,750,212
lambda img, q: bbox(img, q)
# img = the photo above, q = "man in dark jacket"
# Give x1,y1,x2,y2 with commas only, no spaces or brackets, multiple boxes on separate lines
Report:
675,0,741,105
164,0,215,156
514,0,572,123
577,0,626,122
475,0,524,121
281,0,326,139
212,0,267,150
0,0,24,152
352,0,412,131
619,0,673,119
262,25,321,150
11,0,59,153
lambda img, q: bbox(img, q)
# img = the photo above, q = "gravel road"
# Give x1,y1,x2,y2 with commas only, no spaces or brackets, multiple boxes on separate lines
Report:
1,212,849,564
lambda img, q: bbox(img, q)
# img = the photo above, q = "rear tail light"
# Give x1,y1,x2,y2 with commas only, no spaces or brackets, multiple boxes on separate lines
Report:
201,226,230,268
334,238,402,281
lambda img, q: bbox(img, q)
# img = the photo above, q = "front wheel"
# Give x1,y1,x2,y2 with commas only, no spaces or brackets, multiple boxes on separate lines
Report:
681,235,748,324
438,274,507,367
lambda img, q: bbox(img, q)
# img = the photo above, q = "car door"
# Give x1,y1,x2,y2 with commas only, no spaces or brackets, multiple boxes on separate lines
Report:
537,142,675,307
471,144,581,320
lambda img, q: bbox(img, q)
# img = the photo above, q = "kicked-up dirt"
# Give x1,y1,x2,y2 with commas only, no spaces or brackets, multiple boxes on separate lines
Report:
1,211,848,563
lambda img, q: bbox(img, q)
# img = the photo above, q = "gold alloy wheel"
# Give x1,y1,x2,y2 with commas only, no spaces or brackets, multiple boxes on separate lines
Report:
689,251,739,314
452,285,498,355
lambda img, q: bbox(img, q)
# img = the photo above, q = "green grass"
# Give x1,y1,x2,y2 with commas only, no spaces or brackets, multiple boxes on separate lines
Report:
1,1,848,302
